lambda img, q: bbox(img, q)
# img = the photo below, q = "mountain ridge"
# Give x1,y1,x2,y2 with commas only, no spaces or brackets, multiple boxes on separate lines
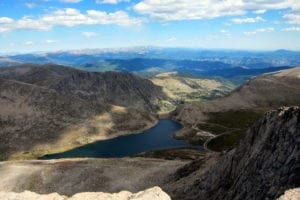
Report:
167,106,300,200
174,67,300,125
0,64,166,160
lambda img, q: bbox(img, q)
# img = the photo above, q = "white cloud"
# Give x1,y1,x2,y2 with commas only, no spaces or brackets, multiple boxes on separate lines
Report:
134,0,300,21
166,37,176,42
282,27,300,31
82,31,97,38
283,12,300,24
0,27,11,32
96,0,129,4
0,8,142,33
231,16,265,24
0,17,14,32
220,29,231,37
0,17,14,24
134,1,244,21
253,9,266,14
244,27,275,36
24,41,34,45
45,39,58,44
24,2,37,9
17,17,52,30
60,0,82,3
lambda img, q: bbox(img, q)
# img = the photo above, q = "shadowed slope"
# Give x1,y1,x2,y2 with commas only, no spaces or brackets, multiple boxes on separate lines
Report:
167,107,300,200
0,64,167,111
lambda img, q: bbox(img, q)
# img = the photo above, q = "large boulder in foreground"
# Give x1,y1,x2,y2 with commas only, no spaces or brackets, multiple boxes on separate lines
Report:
0,187,171,200
168,107,300,200
277,188,300,200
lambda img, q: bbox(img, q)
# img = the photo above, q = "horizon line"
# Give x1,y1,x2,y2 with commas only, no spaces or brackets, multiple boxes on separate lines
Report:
1,46,300,56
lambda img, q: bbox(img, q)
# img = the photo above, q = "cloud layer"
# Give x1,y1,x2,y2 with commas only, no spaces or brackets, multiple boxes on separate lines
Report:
231,16,265,24
283,12,300,24
244,27,275,36
134,0,300,21
0,8,142,32
96,0,130,4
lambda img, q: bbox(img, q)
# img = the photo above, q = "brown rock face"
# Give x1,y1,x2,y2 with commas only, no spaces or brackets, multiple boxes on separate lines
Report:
169,107,300,200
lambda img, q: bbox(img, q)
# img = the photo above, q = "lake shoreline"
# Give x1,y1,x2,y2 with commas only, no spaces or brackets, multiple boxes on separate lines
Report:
39,119,192,160
9,117,160,161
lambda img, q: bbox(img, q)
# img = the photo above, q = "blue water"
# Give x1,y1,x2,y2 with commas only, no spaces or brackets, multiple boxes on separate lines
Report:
40,119,195,159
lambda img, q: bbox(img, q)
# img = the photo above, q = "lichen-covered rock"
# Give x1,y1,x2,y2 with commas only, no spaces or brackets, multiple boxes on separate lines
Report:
0,186,171,200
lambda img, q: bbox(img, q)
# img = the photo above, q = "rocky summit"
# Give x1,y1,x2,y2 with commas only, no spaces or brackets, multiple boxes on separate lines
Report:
167,106,300,200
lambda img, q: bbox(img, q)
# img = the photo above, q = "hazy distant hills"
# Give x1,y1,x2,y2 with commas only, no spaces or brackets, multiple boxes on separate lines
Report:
0,64,166,160
1,48,299,84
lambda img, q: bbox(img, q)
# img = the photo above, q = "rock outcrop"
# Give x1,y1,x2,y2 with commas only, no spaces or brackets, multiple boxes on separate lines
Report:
277,188,300,200
0,187,171,200
168,107,300,200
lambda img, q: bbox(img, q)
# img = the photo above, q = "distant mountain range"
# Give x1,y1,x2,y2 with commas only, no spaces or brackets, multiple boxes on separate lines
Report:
1,47,299,84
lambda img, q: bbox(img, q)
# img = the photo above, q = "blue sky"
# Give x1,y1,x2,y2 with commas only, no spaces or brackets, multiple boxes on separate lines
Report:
0,0,300,53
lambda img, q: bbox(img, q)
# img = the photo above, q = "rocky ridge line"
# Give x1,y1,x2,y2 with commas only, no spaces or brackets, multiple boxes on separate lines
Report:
168,106,300,200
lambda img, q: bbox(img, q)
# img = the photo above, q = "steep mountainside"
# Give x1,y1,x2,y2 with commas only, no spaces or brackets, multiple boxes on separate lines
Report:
0,64,167,160
0,64,167,111
167,107,300,200
172,67,300,150
175,67,300,125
